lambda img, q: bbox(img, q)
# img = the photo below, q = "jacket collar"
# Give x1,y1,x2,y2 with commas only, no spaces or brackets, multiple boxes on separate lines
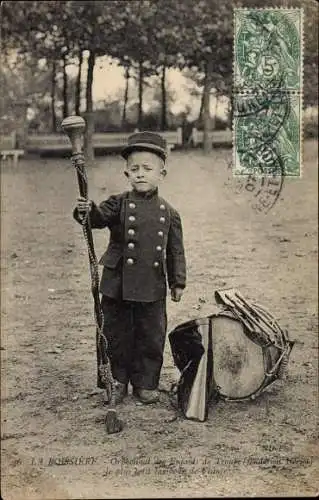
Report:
129,188,159,200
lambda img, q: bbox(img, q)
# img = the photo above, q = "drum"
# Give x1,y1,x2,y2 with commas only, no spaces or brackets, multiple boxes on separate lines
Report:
169,289,294,422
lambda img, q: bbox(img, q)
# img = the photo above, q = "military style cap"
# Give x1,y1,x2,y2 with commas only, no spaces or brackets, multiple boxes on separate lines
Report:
121,131,167,162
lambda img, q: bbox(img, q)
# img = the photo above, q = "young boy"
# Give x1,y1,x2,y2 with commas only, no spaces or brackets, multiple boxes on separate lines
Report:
74,131,186,405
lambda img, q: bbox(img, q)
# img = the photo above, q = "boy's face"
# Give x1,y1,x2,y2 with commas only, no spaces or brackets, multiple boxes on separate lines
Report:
125,151,166,192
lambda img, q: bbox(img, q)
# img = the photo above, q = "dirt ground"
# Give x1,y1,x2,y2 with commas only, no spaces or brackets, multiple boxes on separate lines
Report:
1,141,318,498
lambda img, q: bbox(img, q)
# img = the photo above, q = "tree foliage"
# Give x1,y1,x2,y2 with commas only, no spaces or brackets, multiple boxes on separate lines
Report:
1,0,317,151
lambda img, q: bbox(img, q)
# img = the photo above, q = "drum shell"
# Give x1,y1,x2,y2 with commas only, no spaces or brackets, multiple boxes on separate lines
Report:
207,312,282,400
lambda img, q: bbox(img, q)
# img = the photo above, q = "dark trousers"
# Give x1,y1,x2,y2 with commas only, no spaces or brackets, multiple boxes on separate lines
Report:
100,295,167,390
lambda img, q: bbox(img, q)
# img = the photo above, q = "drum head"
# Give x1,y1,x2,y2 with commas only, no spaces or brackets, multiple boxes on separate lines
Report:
210,314,265,399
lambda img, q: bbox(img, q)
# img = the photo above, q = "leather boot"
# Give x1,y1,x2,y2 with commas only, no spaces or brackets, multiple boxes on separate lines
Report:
133,388,159,404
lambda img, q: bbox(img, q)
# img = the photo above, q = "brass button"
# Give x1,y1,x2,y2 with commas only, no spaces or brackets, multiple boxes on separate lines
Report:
153,261,160,268
129,203,136,209
129,215,136,222
160,217,165,223
128,228,135,236
158,231,164,237
156,245,162,251
128,242,135,249
127,258,134,265
160,204,165,210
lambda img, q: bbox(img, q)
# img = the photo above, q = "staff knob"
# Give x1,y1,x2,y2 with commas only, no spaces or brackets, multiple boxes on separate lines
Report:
61,115,86,154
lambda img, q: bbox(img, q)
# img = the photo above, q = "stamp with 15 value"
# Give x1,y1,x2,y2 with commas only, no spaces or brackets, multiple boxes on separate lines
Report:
233,8,303,178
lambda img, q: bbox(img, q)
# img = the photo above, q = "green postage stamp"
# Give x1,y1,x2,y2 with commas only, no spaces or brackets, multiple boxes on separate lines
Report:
233,9,303,177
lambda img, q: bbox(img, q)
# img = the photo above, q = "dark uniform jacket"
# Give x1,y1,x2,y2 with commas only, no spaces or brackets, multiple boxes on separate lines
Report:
74,188,186,302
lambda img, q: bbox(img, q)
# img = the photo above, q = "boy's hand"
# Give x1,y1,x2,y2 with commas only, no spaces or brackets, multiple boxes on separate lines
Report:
171,287,184,302
76,197,92,219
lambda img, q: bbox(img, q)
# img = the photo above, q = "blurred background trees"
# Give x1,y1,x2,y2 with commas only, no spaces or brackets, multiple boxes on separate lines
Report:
1,0,317,155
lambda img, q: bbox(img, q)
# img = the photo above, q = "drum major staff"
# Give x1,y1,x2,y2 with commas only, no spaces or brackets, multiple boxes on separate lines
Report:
73,131,187,405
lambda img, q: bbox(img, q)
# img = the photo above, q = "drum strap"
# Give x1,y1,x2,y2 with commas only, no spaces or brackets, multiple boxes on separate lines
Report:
215,288,289,349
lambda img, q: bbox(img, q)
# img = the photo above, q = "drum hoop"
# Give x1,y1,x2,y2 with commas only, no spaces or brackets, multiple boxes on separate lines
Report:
219,376,276,402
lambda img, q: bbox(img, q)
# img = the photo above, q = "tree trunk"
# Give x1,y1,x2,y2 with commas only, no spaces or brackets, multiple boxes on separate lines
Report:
12,100,28,149
85,49,96,162
122,65,130,128
51,60,57,133
211,90,217,131
161,64,167,130
203,61,212,154
75,49,83,116
198,88,205,127
62,54,69,119
138,60,143,130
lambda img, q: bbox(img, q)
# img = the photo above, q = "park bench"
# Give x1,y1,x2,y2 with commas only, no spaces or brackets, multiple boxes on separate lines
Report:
191,128,232,147
26,129,183,155
0,131,25,166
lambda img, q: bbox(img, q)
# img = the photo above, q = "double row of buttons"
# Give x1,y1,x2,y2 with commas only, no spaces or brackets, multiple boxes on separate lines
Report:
126,202,166,267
